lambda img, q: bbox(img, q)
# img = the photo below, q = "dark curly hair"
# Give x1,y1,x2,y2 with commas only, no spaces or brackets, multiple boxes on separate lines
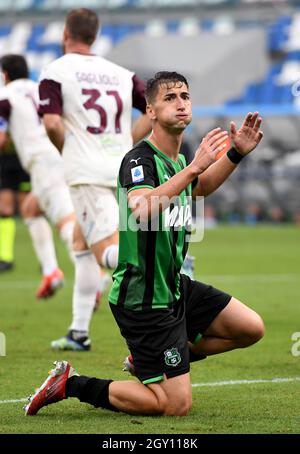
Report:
145,71,189,103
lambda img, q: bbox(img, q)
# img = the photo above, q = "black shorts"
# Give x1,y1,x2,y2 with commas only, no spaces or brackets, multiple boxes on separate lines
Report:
110,274,231,384
0,154,30,191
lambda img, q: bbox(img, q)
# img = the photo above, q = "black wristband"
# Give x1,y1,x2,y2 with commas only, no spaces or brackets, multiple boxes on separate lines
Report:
227,147,244,164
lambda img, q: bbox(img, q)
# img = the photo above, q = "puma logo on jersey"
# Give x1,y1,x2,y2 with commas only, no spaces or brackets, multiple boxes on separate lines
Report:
165,205,192,228
39,98,50,106
130,158,141,165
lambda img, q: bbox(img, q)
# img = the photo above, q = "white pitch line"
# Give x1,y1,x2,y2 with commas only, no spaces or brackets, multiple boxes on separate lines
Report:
0,398,27,404
1,377,300,405
192,377,300,388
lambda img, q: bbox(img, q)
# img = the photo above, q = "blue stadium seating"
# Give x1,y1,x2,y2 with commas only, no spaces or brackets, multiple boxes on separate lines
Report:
267,15,291,53
0,11,300,112
226,14,300,109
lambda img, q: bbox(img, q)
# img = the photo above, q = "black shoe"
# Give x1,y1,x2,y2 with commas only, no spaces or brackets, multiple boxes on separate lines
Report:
0,261,14,272
51,330,91,351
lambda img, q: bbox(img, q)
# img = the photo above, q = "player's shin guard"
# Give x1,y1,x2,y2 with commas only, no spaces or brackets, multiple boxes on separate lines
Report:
70,250,99,332
66,376,118,411
101,244,118,269
25,216,58,275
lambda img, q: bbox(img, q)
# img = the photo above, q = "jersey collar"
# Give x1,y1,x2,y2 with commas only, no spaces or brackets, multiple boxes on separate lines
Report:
144,139,181,167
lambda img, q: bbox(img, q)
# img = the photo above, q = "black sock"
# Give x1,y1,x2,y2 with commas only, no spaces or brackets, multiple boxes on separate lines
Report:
66,376,118,412
189,351,207,363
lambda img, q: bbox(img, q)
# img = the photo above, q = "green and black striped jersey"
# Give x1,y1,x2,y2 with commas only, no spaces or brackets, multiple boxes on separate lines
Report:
109,139,193,311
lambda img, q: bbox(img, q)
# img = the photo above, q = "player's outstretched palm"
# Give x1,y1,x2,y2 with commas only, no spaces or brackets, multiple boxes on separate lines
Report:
230,112,263,156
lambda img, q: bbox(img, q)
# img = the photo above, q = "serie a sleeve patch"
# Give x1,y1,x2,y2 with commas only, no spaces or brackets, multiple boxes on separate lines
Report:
131,165,144,183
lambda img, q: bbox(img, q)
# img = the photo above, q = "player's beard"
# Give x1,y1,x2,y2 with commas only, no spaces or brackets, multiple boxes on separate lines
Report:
167,124,188,136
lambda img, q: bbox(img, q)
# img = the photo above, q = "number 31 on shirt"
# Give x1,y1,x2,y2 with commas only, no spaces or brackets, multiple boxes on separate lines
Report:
82,88,123,134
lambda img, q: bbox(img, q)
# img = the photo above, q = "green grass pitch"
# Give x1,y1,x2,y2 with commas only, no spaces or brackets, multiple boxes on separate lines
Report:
0,222,299,434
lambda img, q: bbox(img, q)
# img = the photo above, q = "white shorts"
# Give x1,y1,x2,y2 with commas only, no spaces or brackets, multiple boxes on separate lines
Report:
70,185,119,247
30,158,74,225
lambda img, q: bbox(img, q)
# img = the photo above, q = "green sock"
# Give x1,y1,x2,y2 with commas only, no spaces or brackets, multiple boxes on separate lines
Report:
0,217,16,262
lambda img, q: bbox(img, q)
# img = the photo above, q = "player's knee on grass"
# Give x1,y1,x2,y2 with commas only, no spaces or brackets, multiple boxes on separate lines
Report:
149,382,192,417
161,387,192,416
163,395,192,416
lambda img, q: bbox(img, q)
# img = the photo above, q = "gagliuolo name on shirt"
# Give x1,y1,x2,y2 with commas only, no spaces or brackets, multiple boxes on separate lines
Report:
76,72,119,85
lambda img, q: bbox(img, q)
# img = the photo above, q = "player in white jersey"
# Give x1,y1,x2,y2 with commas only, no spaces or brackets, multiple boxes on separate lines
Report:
0,54,75,299
39,8,151,351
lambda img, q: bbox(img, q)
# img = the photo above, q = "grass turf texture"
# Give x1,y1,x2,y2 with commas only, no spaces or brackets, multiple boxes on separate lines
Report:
0,222,299,434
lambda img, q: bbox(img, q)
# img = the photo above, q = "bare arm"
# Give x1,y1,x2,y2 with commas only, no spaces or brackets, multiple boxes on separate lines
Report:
43,113,65,152
128,128,228,222
128,165,198,222
193,112,263,197
192,153,236,197
132,114,152,145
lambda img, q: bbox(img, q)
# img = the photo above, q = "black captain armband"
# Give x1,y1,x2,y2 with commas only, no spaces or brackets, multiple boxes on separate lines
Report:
227,147,244,164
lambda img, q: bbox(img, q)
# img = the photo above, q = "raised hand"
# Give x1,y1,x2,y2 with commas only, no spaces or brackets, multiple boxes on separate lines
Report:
230,112,263,156
191,127,229,175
